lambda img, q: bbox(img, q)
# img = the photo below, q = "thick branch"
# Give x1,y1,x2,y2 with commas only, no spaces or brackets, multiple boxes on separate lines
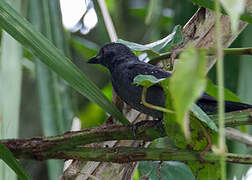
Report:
210,109,252,126
1,109,252,159
8,146,252,165
1,120,163,157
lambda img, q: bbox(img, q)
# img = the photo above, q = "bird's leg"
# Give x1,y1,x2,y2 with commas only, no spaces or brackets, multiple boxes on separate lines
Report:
169,51,177,71
156,118,165,135
131,118,165,137
105,115,115,125
162,60,169,71
131,120,150,136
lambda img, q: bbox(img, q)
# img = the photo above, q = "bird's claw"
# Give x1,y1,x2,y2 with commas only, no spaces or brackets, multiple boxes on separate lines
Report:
131,120,150,136
131,119,165,137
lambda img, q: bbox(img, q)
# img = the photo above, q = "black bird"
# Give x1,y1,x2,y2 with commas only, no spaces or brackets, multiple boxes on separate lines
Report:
88,43,252,119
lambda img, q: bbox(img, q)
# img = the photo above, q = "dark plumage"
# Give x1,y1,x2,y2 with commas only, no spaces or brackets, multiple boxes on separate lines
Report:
88,43,252,119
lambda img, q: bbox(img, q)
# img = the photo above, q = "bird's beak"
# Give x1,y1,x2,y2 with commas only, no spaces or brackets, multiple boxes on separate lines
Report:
88,55,101,64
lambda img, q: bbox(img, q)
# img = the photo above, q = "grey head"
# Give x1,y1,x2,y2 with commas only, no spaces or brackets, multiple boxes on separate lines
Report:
88,42,137,70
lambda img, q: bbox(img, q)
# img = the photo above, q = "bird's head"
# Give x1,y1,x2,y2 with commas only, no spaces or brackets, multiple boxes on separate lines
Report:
88,43,136,69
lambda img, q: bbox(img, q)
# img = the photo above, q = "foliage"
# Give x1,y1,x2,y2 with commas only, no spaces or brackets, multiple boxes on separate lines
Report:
0,143,31,180
0,0,129,125
117,25,183,60
0,0,251,179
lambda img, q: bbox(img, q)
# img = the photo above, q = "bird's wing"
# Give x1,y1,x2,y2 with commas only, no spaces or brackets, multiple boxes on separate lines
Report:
127,62,172,81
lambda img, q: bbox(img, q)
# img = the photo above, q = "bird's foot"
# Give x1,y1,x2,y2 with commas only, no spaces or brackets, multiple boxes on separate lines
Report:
131,119,166,137
105,115,115,125
131,120,150,136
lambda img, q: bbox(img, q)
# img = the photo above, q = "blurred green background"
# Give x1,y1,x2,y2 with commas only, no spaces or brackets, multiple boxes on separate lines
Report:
0,0,251,179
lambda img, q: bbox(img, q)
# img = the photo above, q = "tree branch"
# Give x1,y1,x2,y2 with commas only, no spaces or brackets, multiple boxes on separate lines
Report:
1,120,163,157
210,109,252,126
1,109,252,160
6,146,252,165
225,128,252,149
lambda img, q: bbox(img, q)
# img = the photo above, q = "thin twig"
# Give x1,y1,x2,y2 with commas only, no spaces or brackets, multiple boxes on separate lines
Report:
97,0,117,42
214,0,226,178
225,127,252,149
149,47,252,65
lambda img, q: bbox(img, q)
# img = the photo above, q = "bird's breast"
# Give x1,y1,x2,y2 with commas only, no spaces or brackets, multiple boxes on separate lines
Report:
111,70,164,118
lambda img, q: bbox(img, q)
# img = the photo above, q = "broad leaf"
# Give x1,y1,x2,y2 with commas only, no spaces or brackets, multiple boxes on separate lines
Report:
169,46,207,134
117,25,183,54
133,74,218,132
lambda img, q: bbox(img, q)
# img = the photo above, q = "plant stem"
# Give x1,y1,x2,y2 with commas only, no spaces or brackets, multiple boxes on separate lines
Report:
142,87,174,113
214,0,226,179
208,47,252,55
97,0,117,42
149,47,252,65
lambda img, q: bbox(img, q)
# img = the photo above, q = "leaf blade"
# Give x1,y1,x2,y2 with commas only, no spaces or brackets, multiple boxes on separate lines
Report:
0,143,31,180
0,0,129,125
117,25,183,56
169,46,207,134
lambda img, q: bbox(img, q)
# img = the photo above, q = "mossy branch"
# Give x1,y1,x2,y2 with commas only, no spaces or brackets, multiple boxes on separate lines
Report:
4,146,252,165
0,109,252,162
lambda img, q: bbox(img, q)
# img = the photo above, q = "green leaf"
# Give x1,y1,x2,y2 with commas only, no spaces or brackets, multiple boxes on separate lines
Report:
191,104,218,131
0,0,129,125
220,0,246,33
138,161,195,180
133,169,140,180
169,46,207,133
0,143,31,180
117,25,183,54
187,161,220,180
133,75,166,87
206,78,242,103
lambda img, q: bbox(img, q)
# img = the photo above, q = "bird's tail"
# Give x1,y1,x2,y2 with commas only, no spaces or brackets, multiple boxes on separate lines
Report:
196,93,252,113
225,101,252,112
